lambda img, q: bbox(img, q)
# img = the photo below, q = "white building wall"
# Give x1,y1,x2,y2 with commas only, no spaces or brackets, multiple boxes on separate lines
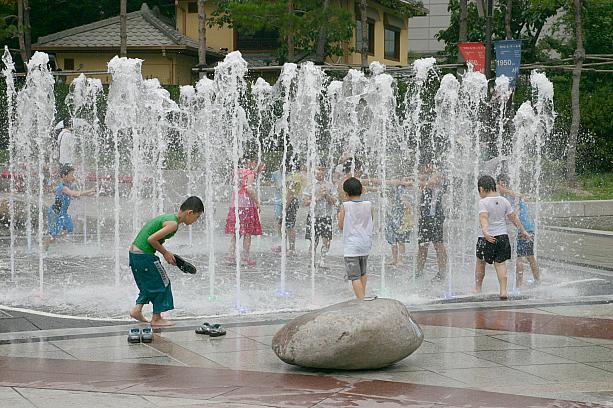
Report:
408,0,451,54
407,1,564,57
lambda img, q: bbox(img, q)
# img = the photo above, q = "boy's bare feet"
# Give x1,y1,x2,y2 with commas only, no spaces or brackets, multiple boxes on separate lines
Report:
43,237,53,251
129,307,148,323
150,318,175,327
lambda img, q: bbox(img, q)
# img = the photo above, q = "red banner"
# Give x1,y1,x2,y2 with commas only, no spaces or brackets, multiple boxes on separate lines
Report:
459,42,486,74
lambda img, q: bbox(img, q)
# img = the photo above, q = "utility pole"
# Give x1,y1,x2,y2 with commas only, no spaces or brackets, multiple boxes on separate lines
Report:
359,0,368,69
198,0,207,77
484,0,493,79
23,0,31,61
457,0,468,74
287,0,294,62
315,0,330,65
120,0,127,57
17,0,32,69
504,0,512,40
567,0,584,188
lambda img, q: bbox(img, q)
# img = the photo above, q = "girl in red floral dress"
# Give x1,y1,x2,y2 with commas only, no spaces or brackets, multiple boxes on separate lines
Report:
225,155,264,266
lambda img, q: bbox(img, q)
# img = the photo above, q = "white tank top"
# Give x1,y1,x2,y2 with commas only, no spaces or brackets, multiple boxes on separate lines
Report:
342,200,373,257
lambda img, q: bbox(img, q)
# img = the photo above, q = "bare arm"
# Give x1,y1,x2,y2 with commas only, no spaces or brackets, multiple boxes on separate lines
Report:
322,185,337,204
427,173,441,188
417,172,441,188
507,212,531,240
498,184,525,199
337,204,345,231
245,174,259,208
61,186,95,198
479,212,496,243
147,221,178,265
384,178,414,187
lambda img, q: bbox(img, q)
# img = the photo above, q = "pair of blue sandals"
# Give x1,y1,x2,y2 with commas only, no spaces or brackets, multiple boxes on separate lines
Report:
127,326,153,343
195,322,226,337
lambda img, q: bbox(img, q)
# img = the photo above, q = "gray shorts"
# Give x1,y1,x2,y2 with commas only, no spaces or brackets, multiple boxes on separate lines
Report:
345,256,368,281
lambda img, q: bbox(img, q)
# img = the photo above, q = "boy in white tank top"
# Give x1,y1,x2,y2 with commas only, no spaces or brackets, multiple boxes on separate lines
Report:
337,177,373,299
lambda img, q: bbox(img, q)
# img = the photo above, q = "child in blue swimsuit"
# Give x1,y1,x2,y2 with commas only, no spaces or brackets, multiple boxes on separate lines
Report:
45,166,95,249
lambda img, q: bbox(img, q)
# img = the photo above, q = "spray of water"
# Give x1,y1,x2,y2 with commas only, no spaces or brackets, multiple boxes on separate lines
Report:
2,51,568,318
2,47,17,282
65,74,103,245
106,56,144,285
13,52,55,292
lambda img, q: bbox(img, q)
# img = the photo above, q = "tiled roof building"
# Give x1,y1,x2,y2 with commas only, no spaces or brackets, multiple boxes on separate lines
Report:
33,3,224,85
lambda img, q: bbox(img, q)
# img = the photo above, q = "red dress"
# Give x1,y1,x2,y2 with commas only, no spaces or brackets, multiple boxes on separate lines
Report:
225,168,263,236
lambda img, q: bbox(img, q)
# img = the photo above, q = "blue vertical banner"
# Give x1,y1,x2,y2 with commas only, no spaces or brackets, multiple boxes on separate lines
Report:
494,40,522,87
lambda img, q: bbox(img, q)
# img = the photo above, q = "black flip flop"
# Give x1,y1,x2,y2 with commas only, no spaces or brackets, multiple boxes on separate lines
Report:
195,322,226,336
209,324,226,337
175,254,197,274
195,322,213,335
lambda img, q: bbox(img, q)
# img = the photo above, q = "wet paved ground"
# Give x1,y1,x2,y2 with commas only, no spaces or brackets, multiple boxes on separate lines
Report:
1,302,613,407
1,235,613,320
2,204,613,406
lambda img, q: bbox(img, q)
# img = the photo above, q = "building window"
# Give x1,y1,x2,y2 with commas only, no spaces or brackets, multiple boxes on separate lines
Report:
384,27,400,60
355,20,375,55
236,29,279,51
187,2,198,13
64,58,74,70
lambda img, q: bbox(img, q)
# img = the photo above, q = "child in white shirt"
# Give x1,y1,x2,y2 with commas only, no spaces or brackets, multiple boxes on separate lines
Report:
475,175,531,299
338,177,373,299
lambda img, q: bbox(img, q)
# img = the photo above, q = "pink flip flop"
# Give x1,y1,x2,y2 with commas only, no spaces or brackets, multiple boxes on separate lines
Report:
242,258,257,266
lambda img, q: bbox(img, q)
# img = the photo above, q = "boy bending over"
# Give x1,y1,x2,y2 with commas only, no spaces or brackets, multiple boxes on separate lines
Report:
129,196,203,326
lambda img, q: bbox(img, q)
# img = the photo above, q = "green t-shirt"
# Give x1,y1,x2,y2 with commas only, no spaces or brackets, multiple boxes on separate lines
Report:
132,213,179,254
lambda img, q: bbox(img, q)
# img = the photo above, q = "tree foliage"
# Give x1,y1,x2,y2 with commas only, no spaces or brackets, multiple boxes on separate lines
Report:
27,0,175,40
538,0,613,58
0,1,17,44
436,0,562,63
539,0,613,173
0,0,176,66
209,0,354,62
437,0,612,173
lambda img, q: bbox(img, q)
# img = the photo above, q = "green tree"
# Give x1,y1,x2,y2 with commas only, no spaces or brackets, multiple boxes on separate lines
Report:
210,0,354,62
0,0,176,70
538,0,613,58
436,0,562,63
0,1,18,44
538,0,613,174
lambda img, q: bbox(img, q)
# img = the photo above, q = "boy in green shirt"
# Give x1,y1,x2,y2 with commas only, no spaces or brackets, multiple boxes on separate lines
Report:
129,196,204,327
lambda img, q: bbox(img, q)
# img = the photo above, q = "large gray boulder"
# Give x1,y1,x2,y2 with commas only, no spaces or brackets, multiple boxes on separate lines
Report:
272,298,423,370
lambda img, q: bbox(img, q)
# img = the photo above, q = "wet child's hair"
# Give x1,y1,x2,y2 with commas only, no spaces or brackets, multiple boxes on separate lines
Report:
496,173,510,186
60,165,75,178
478,175,497,192
239,151,257,166
342,157,363,175
343,177,363,197
180,196,205,213
63,116,73,129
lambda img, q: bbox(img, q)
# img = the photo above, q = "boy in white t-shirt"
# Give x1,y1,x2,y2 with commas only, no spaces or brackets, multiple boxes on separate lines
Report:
338,177,373,299
475,175,531,300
